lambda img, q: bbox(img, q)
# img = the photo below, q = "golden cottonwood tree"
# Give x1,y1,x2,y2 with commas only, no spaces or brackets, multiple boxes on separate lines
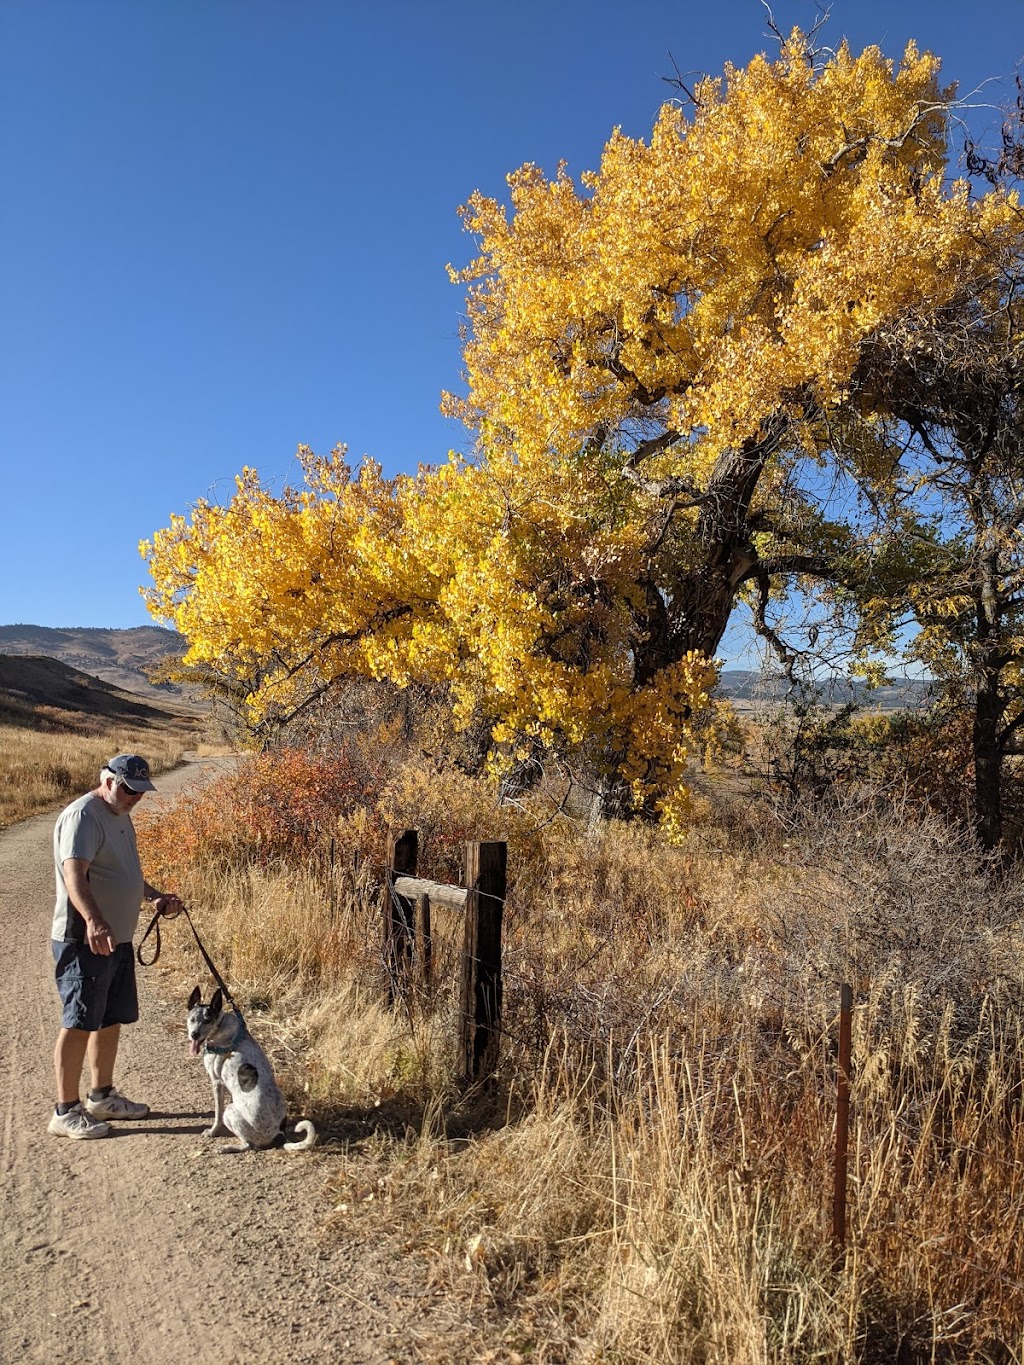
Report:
143,31,1022,835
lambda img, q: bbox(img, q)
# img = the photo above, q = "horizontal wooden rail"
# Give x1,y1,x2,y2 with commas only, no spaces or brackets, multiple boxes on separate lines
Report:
393,875,467,911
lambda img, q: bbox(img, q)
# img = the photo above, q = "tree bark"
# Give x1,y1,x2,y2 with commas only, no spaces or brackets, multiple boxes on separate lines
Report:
972,531,1007,853
973,664,1004,852
631,427,779,682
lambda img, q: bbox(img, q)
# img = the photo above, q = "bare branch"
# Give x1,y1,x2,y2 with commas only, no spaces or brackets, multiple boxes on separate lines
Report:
821,104,950,176
621,466,705,503
622,429,682,469
761,1,834,63
751,565,799,683
758,552,835,581
620,430,706,502
661,51,705,109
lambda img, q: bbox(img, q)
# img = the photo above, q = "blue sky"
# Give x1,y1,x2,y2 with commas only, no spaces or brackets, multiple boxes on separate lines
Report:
1,0,1022,636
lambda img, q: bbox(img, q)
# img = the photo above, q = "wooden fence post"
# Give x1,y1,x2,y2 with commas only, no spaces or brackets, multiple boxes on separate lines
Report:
382,829,417,1005
415,893,432,988
832,982,853,1266
459,840,507,1086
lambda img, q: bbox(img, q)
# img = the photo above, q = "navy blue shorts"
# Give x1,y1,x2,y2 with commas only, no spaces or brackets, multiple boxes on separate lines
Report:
52,940,140,1031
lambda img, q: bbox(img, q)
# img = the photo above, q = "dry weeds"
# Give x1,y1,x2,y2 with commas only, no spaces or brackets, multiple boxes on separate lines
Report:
134,753,1024,1363
0,723,197,828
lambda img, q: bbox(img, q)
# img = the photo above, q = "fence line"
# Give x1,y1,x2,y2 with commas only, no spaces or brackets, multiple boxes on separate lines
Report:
354,843,1014,1261
381,828,506,1086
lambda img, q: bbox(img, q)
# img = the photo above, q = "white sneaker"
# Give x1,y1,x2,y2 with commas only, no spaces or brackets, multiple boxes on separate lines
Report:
84,1087,150,1120
48,1103,112,1140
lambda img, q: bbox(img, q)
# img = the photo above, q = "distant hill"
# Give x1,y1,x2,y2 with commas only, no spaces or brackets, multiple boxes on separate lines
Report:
0,624,188,702
0,624,933,717
0,654,195,732
716,669,935,711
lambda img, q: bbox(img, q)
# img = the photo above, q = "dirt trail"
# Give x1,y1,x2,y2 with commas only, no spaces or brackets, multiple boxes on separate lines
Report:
0,758,433,1364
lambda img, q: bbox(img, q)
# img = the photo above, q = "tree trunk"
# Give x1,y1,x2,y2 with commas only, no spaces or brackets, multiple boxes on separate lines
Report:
632,429,777,683
972,533,1006,853
588,771,633,828
973,669,1004,852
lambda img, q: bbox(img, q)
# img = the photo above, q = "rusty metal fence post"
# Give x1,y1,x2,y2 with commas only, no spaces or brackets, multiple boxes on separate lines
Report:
832,982,853,1265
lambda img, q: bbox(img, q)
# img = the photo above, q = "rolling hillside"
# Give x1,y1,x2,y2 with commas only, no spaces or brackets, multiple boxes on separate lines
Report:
0,623,934,720
0,654,197,733
716,668,935,711
0,624,187,702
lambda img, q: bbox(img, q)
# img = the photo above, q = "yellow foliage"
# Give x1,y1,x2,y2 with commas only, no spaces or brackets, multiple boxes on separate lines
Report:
142,31,1023,834
445,35,1013,477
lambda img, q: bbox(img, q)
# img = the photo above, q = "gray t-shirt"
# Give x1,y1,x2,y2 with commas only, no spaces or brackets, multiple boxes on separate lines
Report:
52,793,145,945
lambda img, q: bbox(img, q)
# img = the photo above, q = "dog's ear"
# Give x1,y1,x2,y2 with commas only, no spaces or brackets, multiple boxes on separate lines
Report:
187,986,201,1010
210,988,223,1015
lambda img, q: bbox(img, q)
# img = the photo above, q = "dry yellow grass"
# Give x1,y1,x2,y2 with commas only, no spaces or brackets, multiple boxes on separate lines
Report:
135,753,1024,1362
0,721,198,828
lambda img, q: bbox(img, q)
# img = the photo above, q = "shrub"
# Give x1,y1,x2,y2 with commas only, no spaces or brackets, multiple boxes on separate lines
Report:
136,744,380,888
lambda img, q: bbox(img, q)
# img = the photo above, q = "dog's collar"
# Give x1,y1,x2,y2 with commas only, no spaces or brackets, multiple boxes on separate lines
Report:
204,1014,247,1055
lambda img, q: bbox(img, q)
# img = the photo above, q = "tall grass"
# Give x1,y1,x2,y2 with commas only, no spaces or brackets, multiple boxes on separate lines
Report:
0,722,194,828
136,748,1024,1362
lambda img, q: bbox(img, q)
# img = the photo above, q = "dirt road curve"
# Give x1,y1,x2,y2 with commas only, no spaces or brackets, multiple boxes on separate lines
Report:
0,758,428,1365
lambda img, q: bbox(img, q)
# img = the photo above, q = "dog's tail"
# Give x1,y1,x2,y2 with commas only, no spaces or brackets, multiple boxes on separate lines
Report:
283,1119,317,1152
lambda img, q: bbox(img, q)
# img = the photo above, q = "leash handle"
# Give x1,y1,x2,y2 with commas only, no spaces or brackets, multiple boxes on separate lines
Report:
136,906,163,967
136,904,243,1018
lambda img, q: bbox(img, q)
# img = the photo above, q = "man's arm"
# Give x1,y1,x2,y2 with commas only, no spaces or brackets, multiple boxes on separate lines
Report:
63,858,117,955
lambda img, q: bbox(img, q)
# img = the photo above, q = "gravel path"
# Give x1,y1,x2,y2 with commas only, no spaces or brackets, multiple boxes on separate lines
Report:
0,758,438,1364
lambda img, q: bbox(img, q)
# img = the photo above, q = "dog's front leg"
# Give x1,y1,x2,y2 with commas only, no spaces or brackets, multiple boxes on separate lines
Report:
202,1066,231,1139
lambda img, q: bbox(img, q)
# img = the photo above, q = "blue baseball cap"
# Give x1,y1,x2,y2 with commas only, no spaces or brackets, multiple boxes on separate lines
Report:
106,753,157,792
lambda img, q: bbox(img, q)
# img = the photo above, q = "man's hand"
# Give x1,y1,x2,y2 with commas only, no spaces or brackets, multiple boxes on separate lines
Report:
86,920,117,956
64,859,116,954
153,893,184,919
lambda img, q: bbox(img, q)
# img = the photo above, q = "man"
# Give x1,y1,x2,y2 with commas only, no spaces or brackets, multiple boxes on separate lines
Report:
49,753,183,1139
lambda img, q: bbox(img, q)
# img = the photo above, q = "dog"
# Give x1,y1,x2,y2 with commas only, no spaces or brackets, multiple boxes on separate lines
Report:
186,986,317,1152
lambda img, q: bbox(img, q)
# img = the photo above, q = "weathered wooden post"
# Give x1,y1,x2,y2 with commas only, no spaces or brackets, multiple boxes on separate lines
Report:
459,840,507,1085
832,982,853,1266
382,829,417,1005
415,892,432,988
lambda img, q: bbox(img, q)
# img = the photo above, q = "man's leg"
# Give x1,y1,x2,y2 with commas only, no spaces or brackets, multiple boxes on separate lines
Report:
87,1023,121,1091
54,1026,93,1105
50,1027,112,1138
50,943,117,1138
83,1018,149,1120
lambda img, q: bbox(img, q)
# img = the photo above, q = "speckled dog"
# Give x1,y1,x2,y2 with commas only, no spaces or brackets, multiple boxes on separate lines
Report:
186,986,316,1152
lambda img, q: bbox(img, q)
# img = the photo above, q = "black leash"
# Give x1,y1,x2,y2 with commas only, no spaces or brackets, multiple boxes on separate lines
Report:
137,904,244,1018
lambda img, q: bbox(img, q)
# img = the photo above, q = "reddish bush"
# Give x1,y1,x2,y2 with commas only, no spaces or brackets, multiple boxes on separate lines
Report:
137,746,379,885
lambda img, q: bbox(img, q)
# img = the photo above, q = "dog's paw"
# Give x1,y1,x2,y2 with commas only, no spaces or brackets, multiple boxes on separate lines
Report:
202,1124,230,1138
